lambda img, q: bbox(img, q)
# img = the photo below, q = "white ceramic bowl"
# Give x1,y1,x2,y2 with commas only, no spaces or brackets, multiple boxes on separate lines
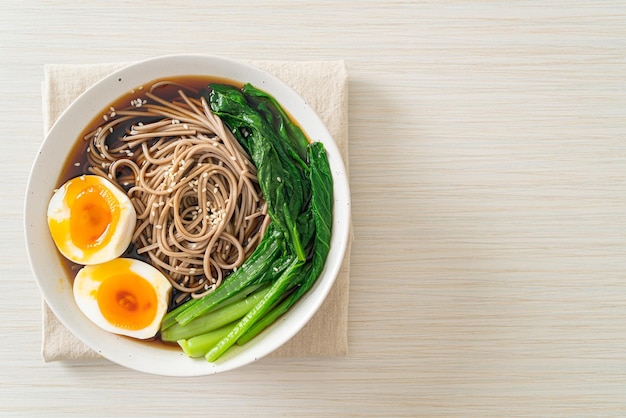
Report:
24,54,351,376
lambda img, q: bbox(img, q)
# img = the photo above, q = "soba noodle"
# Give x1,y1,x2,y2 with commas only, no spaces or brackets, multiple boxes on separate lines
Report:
84,82,269,304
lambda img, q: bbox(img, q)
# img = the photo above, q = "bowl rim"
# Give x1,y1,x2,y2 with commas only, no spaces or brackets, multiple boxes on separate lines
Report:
24,54,351,376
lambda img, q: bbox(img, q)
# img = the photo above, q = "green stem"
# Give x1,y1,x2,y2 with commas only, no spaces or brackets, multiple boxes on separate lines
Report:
161,298,199,331
177,323,237,358
161,286,270,342
236,295,292,346
205,257,302,362
162,282,268,332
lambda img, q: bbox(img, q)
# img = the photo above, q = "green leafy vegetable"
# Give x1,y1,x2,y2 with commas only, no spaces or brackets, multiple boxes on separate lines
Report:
161,83,333,362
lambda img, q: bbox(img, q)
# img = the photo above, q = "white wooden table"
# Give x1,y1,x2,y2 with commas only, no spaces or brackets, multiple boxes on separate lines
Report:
2,1,626,416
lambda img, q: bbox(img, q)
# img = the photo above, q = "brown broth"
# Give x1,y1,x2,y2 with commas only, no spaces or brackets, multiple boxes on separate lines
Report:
53,73,309,333
58,74,242,185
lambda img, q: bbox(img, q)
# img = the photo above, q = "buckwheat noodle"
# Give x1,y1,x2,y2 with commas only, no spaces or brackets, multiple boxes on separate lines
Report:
84,82,269,304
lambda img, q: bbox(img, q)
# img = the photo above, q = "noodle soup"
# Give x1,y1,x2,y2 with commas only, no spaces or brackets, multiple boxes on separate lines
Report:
27,55,350,375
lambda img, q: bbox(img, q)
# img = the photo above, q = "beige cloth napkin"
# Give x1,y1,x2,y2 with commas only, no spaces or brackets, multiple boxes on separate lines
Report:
41,59,351,361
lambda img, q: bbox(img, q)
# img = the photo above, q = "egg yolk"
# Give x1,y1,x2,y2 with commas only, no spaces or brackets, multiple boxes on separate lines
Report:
69,184,117,249
97,273,158,331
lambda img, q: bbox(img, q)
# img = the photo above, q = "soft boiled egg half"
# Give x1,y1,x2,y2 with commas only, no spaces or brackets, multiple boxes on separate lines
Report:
47,175,136,265
74,258,172,339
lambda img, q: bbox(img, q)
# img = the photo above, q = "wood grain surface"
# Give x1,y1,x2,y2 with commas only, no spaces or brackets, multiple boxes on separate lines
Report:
2,1,626,416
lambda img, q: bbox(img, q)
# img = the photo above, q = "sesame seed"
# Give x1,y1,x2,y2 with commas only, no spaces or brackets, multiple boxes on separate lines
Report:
74,162,80,167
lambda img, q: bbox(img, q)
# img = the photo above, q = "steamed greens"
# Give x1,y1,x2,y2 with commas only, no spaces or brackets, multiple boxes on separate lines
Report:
161,83,333,362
